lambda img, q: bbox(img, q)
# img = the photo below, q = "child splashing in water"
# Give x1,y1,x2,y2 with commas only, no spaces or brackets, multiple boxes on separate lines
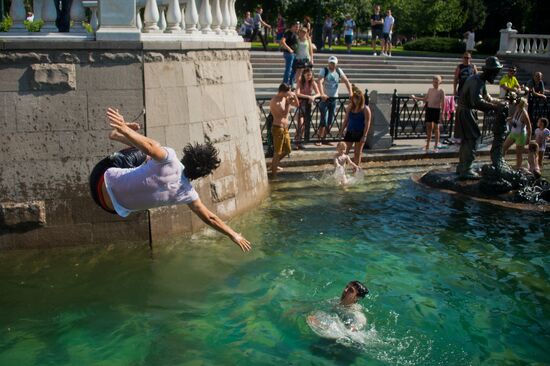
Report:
334,141,361,186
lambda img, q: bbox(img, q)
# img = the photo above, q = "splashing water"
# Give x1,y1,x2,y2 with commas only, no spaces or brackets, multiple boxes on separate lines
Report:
311,167,365,187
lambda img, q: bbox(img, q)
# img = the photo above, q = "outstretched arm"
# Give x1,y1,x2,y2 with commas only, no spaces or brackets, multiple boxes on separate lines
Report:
188,199,251,252
107,108,167,161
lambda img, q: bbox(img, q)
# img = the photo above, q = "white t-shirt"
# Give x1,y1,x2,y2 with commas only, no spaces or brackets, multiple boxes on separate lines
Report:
104,147,199,217
319,67,345,97
344,19,355,36
383,15,394,33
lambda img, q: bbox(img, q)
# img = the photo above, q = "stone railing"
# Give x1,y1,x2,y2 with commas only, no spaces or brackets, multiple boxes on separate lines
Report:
1,0,242,42
498,22,550,57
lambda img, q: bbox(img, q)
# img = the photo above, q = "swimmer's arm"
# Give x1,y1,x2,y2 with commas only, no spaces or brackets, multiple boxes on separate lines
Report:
188,198,251,252
107,108,167,161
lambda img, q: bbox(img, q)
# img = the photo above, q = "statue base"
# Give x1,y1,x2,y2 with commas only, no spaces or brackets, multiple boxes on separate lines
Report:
415,165,550,212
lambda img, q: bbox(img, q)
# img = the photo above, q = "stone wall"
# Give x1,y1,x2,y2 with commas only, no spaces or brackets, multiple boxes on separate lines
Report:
0,41,268,249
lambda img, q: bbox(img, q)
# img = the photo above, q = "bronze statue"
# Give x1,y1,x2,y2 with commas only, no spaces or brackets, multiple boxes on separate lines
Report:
455,56,505,180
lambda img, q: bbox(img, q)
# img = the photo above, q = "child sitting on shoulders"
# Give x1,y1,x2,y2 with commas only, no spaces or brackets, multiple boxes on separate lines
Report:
334,141,360,185
535,117,549,169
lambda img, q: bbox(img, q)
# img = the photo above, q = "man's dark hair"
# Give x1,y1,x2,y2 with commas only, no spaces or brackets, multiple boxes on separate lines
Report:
348,281,369,298
278,83,291,93
181,142,221,181
540,117,549,128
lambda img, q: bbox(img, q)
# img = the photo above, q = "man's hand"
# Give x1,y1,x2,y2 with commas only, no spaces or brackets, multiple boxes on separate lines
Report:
107,108,130,134
232,233,252,252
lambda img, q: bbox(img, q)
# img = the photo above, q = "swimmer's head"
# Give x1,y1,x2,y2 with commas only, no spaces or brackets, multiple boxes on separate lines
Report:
340,280,369,305
181,141,221,180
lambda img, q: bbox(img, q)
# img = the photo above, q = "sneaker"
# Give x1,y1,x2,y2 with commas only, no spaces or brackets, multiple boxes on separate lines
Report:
373,52,377,56
388,53,392,57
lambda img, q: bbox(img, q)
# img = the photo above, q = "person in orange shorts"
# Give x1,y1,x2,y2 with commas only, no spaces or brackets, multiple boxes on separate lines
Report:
269,83,299,178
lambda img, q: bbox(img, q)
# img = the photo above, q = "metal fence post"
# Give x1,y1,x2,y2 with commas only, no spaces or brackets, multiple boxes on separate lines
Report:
390,89,397,139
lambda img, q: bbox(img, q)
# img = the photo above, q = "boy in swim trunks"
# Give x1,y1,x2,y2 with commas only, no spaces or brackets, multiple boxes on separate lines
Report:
412,75,446,152
89,108,251,252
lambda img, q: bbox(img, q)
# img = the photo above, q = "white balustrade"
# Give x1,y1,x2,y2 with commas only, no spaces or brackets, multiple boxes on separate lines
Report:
211,0,222,34
185,0,200,33
180,6,186,30
230,0,238,35
8,0,26,31
137,7,143,32
165,0,182,33
199,0,213,34
143,0,161,33
498,22,550,57
83,1,99,33
221,0,230,34
1,0,243,41
159,6,167,32
70,0,87,33
41,0,59,31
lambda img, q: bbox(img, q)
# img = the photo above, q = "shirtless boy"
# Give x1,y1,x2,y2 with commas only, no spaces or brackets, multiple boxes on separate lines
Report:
412,75,446,152
269,83,299,178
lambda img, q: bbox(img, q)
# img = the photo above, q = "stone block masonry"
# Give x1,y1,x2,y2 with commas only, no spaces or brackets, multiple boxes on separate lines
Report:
0,41,268,249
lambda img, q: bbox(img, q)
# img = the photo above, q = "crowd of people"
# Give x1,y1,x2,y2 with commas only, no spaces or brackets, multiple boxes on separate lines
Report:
241,5,398,55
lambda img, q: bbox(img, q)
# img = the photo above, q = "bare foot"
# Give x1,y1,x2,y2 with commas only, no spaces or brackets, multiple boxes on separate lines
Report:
277,166,283,172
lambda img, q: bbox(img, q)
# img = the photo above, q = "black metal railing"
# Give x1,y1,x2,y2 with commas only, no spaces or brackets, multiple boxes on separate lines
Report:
258,96,353,145
389,90,455,140
528,93,550,127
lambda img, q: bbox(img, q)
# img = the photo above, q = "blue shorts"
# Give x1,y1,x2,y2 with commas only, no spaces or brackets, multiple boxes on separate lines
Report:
345,35,353,45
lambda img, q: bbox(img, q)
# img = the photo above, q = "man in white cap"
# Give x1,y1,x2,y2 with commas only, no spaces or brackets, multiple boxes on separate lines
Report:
316,56,353,146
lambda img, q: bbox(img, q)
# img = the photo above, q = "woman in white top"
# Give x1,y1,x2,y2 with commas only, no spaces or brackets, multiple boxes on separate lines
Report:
293,27,314,84
503,98,532,169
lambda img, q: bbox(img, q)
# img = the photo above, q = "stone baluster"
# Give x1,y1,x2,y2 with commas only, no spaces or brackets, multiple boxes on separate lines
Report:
70,0,87,32
230,0,238,35
82,1,99,33
89,3,99,33
137,6,143,31
185,0,199,33
165,0,182,32
211,0,222,34
41,0,59,31
199,0,213,34
180,5,186,30
143,0,161,32
221,0,231,34
33,0,44,21
518,38,525,54
8,0,26,31
159,6,167,31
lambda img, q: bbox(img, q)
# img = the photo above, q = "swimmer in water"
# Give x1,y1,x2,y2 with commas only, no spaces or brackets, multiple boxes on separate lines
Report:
334,141,360,186
307,280,369,335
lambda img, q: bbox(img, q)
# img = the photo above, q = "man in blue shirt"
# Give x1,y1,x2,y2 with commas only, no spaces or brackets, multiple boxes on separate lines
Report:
316,56,353,145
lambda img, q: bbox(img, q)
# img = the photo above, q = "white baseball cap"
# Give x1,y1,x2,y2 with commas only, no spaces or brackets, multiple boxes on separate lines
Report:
328,56,338,64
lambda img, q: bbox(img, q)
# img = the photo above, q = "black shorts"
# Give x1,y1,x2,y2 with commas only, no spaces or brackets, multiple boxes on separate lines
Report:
382,32,391,42
344,130,364,142
293,58,312,71
372,28,383,39
89,147,147,214
425,107,441,124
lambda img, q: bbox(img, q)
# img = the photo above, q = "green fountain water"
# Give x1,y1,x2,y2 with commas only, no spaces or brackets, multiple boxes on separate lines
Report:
1,165,548,365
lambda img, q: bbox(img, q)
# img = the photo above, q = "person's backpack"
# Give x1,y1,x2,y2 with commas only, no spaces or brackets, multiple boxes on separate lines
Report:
322,67,342,80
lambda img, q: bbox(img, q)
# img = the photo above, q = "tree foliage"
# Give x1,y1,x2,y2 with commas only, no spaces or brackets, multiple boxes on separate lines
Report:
235,0,550,39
